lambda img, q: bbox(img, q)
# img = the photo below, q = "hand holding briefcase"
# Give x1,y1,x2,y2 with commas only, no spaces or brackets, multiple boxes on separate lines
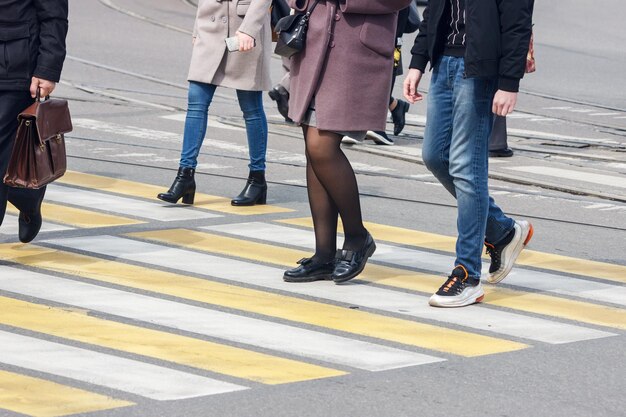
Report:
3,90,72,189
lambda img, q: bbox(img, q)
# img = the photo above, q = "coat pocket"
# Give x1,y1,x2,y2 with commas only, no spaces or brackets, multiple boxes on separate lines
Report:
359,14,395,58
0,24,31,79
236,0,251,16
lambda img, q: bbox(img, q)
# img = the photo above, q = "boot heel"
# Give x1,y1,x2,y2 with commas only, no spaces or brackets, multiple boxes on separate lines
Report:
182,189,196,205
256,191,267,205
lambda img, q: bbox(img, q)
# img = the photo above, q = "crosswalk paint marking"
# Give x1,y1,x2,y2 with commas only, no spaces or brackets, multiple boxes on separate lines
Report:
0,331,247,400
1,214,71,238
0,291,343,384
129,229,616,342
0,266,439,372
0,243,525,357
234,222,626,323
0,370,133,417
6,201,143,228
504,166,626,189
219,223,626,308
281,218,626,285
59,171,293,215
45,184,220,222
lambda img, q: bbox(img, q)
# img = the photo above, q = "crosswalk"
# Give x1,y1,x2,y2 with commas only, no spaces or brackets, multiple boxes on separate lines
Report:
0,171,624,417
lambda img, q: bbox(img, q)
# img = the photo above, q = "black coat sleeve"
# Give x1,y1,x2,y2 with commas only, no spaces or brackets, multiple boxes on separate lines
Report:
32,0,69,82
496,0,533,92
408,3,430,71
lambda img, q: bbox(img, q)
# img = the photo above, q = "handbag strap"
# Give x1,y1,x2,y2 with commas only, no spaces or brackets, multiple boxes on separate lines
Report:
303,0,322,20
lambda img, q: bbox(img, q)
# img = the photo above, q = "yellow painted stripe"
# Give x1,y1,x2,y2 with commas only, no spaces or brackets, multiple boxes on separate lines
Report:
0,296,343,385
279,218,626,285
132,229,626,331
0,244,525,357
58,171,293,216
7,202,143,228
0,370,132,417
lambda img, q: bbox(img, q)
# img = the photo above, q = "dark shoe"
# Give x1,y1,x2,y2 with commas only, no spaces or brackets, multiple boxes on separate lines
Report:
390,99,410,136
231,170,267,206
157,167,196,204
429,266,484,308
333,232,376,283
18,190,45,243
283,257,335,282
489,148,514,158
366,130,394,145
268,85,292,123
485,220,533,284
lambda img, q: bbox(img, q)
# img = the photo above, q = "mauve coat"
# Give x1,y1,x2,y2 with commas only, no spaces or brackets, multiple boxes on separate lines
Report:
189,0,272,91
287,0,412,131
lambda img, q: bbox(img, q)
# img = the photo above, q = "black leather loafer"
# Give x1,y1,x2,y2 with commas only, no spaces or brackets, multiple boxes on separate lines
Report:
333,233,376,283
18,211,43,243
283,257,335,283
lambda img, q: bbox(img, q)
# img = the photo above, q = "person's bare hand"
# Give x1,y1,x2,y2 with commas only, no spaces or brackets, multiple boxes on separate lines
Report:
236,31,255,52
492,90,517,116
403,69,424,104
30,77,56,98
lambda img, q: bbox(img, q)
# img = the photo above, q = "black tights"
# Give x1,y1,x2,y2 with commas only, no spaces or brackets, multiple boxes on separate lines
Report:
303,125,368,262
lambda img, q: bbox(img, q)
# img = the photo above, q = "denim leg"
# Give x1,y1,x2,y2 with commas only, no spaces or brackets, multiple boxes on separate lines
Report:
422,57,455,196
179,81,217,169
236,89,268,172
448,59,515,277
423,57,513,278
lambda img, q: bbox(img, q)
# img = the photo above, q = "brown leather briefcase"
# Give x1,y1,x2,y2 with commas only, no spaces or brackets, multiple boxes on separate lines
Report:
3,93,72,189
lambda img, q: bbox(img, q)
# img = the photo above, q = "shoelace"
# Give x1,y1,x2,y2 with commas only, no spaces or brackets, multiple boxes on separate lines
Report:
440,275,467,295
485,243,499,261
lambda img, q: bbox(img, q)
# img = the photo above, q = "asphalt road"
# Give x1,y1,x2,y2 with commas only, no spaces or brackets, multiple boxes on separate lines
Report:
0,1,624,417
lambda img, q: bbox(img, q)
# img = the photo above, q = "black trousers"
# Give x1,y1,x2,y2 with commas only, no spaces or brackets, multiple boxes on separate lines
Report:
0,90,46,227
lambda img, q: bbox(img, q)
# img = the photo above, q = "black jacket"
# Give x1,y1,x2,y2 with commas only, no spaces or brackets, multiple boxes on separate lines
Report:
410,0,533,92
0,0,69,91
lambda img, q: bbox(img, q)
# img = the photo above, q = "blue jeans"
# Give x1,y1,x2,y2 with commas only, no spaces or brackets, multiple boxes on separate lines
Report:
422,56,514,279
179,81,268,171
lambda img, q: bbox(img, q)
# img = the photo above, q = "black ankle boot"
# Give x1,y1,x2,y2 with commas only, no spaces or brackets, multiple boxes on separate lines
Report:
231,170,267,206
157,167,196,204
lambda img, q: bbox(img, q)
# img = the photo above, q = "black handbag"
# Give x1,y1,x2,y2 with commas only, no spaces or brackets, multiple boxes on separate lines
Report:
274,0,321,58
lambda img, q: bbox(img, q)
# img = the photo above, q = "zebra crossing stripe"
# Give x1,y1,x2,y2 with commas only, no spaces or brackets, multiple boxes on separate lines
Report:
125,230,615,343
280,218,626,285
0,243,526,357
7,201,143,228
0,266,441,372
58,171,293,216
45,185,220,222
0,331,247,400
1,214,72,237
0,370,133,417
214,221,626,308
0,293,345,384
204,222,626,330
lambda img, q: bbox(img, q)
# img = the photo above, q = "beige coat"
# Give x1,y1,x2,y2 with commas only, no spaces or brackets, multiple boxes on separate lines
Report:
188,0,272,91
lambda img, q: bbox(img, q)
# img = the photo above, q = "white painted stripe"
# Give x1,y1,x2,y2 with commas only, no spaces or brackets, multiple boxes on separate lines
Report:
205,222,626,308
0,266,439,371
504,166,626,189
55,236,615,344
0,215,72,237
161,113,245,132
589,113,620,116
0,331,246,400
74,118,393,175
45,185,220,222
